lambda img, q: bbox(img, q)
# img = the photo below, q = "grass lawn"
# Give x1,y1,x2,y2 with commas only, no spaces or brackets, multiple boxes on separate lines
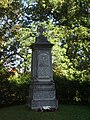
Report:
0,104,90,120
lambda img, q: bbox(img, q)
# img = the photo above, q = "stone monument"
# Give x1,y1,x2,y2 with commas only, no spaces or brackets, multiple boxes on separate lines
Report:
27,27,58,110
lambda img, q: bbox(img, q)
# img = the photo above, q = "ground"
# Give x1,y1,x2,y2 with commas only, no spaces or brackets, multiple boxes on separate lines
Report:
0,104,90,120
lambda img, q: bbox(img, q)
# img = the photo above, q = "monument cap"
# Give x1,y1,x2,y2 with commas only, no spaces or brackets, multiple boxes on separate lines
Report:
31,26,54,48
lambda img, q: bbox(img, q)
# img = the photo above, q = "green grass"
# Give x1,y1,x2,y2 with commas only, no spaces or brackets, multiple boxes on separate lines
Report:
0,105,90,120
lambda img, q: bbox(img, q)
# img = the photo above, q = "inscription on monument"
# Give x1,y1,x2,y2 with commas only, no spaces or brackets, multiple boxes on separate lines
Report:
38,52,50,79
33,91,55,100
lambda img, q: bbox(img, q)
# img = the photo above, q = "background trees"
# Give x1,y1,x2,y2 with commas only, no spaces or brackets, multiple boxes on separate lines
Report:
0,0,90,106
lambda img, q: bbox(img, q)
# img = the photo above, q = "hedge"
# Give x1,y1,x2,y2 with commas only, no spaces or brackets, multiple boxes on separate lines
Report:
0,64,90,107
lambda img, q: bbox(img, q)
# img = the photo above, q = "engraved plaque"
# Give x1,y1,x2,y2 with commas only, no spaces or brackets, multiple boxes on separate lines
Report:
33,91,55,100
38,53,50,78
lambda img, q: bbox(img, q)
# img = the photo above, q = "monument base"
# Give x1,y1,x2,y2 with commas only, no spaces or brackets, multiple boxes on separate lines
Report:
27,81,58,110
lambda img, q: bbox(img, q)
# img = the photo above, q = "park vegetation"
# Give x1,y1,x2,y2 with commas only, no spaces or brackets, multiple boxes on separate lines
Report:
0,0,90,107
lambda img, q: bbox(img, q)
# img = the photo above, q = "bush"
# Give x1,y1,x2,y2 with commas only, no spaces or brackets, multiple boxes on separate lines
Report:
54,73,90,104
0,62,30,107
0,78,29,107
0,62,90,107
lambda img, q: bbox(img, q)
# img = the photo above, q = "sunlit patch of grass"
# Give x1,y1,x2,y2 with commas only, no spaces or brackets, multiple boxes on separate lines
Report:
0,104,90,120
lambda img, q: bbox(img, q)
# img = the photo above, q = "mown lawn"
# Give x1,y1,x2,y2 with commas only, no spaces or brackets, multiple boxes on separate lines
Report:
0,104,90,120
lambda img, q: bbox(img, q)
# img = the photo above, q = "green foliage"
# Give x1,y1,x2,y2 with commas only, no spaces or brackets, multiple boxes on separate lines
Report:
3,19,90,81
0,61,89,107
54,74,90,104
0,62,30,107
0,0,90,106
0,62,9,79
0,0,13,8
0,77,29,107
5,27,36,71
8,72,31,84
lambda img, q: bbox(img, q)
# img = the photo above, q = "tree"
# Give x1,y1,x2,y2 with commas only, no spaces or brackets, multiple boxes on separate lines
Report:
0,0,22,61
0,0,13,8
0,0,90,105
1,0,90,81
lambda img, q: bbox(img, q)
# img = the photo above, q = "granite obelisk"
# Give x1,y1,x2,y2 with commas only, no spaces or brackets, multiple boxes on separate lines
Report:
27,27,58,110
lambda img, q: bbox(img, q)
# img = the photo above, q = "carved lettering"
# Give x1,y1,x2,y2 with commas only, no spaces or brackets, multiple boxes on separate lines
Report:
38,53,50,78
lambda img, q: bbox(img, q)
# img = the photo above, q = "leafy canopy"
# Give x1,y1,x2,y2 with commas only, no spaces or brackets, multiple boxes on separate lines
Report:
0,0,90,82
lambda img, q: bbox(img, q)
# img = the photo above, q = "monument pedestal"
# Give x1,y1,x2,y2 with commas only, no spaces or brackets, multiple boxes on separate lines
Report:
27,28,58,110
27,81,58,109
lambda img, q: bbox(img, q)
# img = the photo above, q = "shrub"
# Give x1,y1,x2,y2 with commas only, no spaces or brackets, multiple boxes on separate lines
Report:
0,62,90,107
54,73,90,104
0,62,30,107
